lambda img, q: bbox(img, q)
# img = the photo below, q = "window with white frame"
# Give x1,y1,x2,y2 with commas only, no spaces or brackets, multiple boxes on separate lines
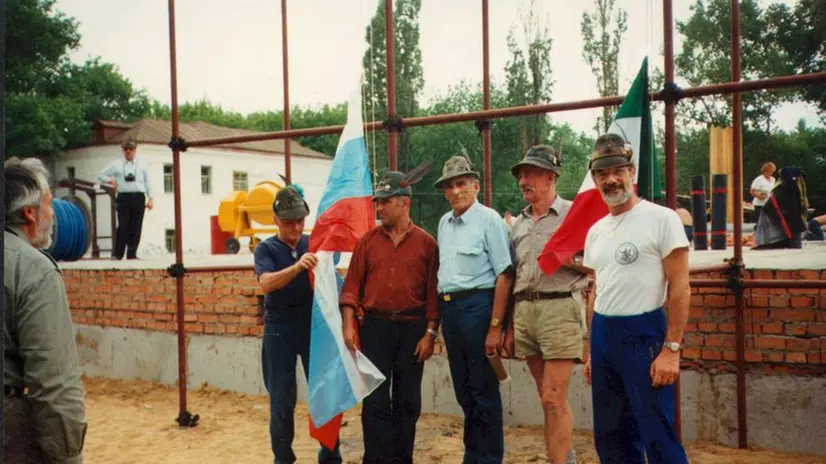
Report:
201,166,212,194
163,164,174,193
232,171,248,191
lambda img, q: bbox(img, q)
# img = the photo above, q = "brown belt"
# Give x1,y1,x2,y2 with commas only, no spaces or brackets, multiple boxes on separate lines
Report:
513,291,571,302
364,307,425,323
439,288,494,302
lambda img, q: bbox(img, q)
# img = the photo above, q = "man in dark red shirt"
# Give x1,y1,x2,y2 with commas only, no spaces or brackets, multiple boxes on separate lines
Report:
340,170,440,464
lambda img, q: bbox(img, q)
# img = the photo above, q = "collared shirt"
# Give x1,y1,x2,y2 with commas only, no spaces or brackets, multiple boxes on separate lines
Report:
339,222,440,321
510,196,588,294
4,227,87,463
254,234,313,323
97,157,153,198
437,200,512,293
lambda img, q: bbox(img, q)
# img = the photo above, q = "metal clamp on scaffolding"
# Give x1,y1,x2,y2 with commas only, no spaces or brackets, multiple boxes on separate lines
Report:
167,263,187,279
168,136,188,152
176,410,200,427
660,81,684,105
382,114,405,133
474,119,492,133
724,258,745,290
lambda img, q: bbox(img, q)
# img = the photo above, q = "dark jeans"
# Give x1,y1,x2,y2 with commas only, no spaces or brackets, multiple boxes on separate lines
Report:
591,308,688,464
262,321,342,464
359,313,427,464
754,204,763,221
441,291,504,464
114,192,146,259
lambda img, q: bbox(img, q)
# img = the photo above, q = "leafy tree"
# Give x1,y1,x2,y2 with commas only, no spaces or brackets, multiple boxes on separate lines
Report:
5,0,150,157
361,0,424,175
673,0,796,132
581,0,628,134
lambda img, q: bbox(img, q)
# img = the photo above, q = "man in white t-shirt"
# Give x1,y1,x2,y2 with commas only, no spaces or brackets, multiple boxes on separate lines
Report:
580,134,690,464
750,162,776,219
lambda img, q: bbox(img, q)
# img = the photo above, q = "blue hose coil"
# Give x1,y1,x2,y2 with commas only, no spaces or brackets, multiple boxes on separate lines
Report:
47,198,89,261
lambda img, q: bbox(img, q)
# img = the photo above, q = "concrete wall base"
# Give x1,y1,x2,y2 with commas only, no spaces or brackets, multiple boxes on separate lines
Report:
75,325,826,456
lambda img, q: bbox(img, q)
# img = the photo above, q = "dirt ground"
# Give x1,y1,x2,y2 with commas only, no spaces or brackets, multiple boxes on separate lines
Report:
82,376,826,464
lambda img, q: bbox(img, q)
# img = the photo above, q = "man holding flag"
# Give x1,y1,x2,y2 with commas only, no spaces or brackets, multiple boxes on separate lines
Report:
339,167,439,464
254,185,343,464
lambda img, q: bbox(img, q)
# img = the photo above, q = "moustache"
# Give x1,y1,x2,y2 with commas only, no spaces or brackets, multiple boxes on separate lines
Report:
602,183,624,194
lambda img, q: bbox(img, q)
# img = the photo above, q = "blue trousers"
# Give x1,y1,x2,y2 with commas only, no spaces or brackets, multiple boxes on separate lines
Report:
359,314,427,464
441,291,504,464
262,321,342,464
591,308,688,464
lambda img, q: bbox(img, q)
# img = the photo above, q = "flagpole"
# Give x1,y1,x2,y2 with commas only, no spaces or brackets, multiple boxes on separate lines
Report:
481,0,492,207
281,0,292,183
384,0,398,171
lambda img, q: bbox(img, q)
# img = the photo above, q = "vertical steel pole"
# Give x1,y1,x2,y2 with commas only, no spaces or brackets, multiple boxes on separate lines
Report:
730,0,748,450
482,0,492,207
281,0,292,183
167,0,191,425
662,0,681,441
384,0,398,171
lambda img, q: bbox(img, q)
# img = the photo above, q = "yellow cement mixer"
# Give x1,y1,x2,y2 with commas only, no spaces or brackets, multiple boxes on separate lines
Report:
217,180,282,254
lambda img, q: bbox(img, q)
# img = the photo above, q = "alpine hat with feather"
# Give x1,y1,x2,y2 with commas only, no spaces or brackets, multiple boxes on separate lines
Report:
273,176,310,220
433,153,479,189
373,160,435,200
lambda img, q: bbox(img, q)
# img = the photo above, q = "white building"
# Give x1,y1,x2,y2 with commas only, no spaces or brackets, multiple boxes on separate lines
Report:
52,119,333,258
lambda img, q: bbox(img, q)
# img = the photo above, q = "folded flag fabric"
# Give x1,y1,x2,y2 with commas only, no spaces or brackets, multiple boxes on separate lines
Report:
538,57,660,275
307,81,386,450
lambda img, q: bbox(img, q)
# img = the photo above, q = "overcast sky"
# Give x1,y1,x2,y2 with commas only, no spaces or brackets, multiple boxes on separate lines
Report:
54,0,818,136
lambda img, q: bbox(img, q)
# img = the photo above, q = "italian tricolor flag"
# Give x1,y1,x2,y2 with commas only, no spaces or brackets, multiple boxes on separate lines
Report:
538,57,661,275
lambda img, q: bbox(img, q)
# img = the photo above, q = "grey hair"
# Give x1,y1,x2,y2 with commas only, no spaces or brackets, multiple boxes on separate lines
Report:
4,157,52,226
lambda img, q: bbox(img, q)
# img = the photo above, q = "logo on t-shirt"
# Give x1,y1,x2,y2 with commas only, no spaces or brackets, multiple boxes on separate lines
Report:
614,242,639,265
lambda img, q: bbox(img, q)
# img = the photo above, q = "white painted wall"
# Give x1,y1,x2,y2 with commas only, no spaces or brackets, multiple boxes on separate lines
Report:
52,144,332,258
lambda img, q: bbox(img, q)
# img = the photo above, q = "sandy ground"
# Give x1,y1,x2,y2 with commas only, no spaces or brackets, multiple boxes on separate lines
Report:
82,376,826,464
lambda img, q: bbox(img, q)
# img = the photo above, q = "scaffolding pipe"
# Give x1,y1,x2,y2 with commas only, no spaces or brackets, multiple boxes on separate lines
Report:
166,0,195,427
481,0,492,207
385,0,398,171
661,0,681,440
183,72,826,149
282,0,292,183
730,0,747,449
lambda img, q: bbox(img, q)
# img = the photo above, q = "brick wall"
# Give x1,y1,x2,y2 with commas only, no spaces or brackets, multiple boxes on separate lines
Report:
64,268,826,372
682,269,826,374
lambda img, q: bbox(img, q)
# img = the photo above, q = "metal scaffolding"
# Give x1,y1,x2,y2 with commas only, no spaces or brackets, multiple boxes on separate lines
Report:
163,0,826,449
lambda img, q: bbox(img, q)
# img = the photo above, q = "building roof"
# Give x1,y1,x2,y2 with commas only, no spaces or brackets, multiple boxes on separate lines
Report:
93,119,331,159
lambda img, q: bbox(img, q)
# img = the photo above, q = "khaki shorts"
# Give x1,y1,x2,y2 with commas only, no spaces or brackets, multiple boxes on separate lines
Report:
514,295,585,361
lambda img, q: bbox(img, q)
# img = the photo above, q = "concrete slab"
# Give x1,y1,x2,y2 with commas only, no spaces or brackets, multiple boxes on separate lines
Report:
75,325,826,456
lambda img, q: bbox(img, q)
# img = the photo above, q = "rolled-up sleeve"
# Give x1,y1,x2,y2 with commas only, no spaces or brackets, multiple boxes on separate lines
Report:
17,268,87,463
485,216,513,276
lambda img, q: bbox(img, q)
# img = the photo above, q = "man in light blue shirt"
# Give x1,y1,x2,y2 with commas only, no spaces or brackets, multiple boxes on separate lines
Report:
97,139,154,259
434,154,513,464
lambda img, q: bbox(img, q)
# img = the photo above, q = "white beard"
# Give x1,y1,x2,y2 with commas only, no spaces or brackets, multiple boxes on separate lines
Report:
32,213,53,250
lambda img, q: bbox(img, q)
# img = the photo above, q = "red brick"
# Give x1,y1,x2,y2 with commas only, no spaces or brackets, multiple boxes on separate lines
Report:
684,333,704,347
786,339,810,352
808,353,822,364
785,324,807,336
785,352,807,364
199,314,219,323
771,309,814,322
808,324,826,336
684,322,698,332
761,323,784,334
689,307,706,320
701,349,722,360
705,295,731,308
791,297,814,308
750,309,769,321
799,270,820,280
745,350,762,362
698,322,718,333
682,347,700,359
691,295,704,307
718,322,736,333
184,323,202,333
766,352,784,362
755,336,787,350
770,295,790,308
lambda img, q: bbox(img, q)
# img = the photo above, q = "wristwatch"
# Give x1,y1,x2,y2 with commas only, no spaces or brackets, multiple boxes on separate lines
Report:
426,328,439,340
490,318,501,328
663,341,681,353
